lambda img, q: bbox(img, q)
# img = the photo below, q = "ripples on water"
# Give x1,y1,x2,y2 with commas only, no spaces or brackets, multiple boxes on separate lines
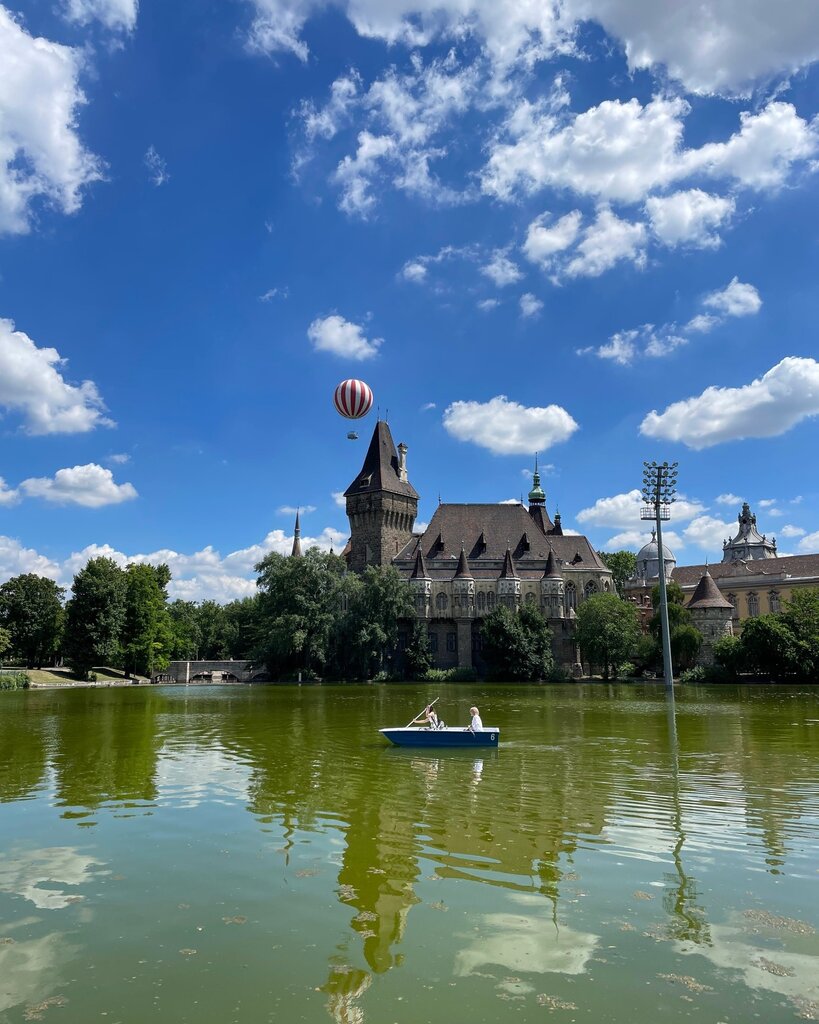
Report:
0,683,818,1023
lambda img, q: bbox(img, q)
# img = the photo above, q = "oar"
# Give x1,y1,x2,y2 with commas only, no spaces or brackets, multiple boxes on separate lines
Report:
406,696,439,728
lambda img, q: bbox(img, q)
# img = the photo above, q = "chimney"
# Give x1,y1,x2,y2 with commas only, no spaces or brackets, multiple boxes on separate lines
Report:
397,442,408,483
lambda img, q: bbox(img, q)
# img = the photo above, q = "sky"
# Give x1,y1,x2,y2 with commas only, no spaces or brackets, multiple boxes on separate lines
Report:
1,0,818,601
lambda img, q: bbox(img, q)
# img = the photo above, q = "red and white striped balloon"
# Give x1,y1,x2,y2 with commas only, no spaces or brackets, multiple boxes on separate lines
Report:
333,379,374,420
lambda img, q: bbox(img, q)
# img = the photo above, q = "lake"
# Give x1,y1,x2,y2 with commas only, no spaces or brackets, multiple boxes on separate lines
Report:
1,683,818,1023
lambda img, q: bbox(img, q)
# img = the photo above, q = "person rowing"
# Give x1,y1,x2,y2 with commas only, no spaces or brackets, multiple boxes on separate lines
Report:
412,704,439,729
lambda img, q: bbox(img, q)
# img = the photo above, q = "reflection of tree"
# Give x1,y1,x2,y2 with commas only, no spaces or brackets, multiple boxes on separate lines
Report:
52,690,161,813
0,696,48,802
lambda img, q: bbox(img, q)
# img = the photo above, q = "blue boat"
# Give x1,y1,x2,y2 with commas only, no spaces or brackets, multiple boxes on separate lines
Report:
379,726,500,748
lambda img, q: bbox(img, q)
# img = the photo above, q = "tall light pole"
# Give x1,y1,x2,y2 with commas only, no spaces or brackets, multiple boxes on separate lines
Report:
641,461,678,691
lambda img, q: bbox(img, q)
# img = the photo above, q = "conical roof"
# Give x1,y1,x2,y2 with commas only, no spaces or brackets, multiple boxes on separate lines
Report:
291,510,302,558
500,546,519,579
454,546,473,579
687,569,733,609
410,542,430,580
543,548,562,579
344,420,419,499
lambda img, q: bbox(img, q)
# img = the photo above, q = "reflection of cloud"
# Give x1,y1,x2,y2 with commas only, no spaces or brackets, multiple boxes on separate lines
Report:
676,922,819,1004
0,847,107,909
455,893,599,977
156,746,250,809
0,930,73,1014
323,966,371,1024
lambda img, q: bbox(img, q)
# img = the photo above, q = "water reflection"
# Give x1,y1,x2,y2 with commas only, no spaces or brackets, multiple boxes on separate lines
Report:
1,683,818,1024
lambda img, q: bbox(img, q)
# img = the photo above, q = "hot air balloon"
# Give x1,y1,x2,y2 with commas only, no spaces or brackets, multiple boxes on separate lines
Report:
334,380,373,440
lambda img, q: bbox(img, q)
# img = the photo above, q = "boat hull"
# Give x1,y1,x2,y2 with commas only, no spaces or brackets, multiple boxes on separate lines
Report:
379,727,500,748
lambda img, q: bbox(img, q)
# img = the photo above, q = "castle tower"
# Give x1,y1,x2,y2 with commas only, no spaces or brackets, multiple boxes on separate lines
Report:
291,509,303,558
345,421,418,573
541,548,564,619
527,454,555,534
498,546,521,608
453,546,476,669
722,502,777,562
409,541,432,618
687,569,734,666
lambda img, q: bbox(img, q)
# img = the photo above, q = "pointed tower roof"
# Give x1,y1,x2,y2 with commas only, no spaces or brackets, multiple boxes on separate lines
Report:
500,546,519,579
550,510,563,536
291,510,303,558
344,420,419,499
543,548,562,579
528,454,546,506
687,569,733,609
454,546,473,579
410,541,430,580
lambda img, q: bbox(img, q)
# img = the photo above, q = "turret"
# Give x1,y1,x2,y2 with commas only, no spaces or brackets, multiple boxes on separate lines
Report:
409,540,432,617
291,509,303,558
540,548,564,618
527,454,554,534
498,546,521,608
452,546,475,617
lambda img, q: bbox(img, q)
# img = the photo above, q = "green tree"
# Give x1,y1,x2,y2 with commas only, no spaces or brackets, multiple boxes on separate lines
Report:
649,581,702,672
346,566,415,678
740,615,805,679
597,550,637,597
574,593,639,679
122,564,173,677
168,600,203,660
480,604,554,681
781,588,819,676
712,634,744,677
0,574,64,667
0,625,11,662
195,601,231,659
404,620,433,679
253,549,347,678
222,597,262,660
63,557,127,679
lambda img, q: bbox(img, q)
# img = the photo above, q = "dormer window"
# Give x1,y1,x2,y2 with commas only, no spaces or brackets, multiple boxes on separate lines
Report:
358,474,372,489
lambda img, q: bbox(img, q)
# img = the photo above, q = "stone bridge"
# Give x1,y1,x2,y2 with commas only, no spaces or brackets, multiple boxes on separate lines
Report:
156,660,269,684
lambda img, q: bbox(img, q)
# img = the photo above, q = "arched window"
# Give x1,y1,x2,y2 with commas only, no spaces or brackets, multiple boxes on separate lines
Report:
584,580,598,600
727,593,737,614
769,591,781,614
525,591,537,603
747,592,759,618
476,591,486,611
603,580,611,592
565,582,577,612
487,591,496,610
435,592,449,612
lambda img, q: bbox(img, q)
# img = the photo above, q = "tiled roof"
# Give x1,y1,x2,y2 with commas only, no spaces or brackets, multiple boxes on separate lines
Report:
410,543,430,580
394,503,606,570
544,549,562,579
454,547,473,579
673,553,819,587
344,421,419,499
500,547,518,579
687,571,733,609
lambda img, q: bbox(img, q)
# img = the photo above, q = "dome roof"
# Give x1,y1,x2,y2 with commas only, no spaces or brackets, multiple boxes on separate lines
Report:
634,529,676,581
636,529,676,565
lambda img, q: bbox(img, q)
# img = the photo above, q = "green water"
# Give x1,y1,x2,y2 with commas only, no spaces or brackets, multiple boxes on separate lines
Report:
1,684,818,1024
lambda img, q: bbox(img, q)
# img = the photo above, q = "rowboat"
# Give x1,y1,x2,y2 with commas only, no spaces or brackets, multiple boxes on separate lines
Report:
379,726,500,748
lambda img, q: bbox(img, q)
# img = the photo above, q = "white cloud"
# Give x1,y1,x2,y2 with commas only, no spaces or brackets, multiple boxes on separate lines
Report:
483,94,817,204
299,72,360,141
519,293,543,318
602,528,684,552
682,515,735,552
0,8,103,234
757,498,777,507
0,478,20,506
480,249,522,287
564,207,646,278
780,524,806,538
399,243,479,284
20,464,137,508
420,401,436,411
260,286,288,301
63,0,138,31
798,532,819,552
715,493,743,505
144,145,169,186
106,453,130,465
703,277,762,317
401,260,428,283
247,1,819,97
640,357,819,449
278,504,315,515
0,534,61,581
645,189,734,249
443,395,578,455
577,488,706,529
477,298,499,311
685,313,720,334
307,314,382,360
331,491,347,509
523,210,582,268
0,318,112,435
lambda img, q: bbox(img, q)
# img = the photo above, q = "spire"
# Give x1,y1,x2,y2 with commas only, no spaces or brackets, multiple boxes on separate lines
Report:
500,545,519,579
543,548,562,579
551,509,563,536
528,453,546,507
410,542,430,580
291,509,302,558
343,420,419,499
454,545,473,579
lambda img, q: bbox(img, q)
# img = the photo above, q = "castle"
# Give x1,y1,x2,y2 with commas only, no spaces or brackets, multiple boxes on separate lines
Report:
338,420,613,672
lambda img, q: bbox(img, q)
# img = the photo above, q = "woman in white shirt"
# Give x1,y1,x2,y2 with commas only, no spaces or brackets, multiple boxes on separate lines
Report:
467,706,483,732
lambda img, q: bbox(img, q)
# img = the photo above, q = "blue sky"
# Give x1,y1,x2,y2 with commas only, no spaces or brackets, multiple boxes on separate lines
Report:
1,0,818,599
